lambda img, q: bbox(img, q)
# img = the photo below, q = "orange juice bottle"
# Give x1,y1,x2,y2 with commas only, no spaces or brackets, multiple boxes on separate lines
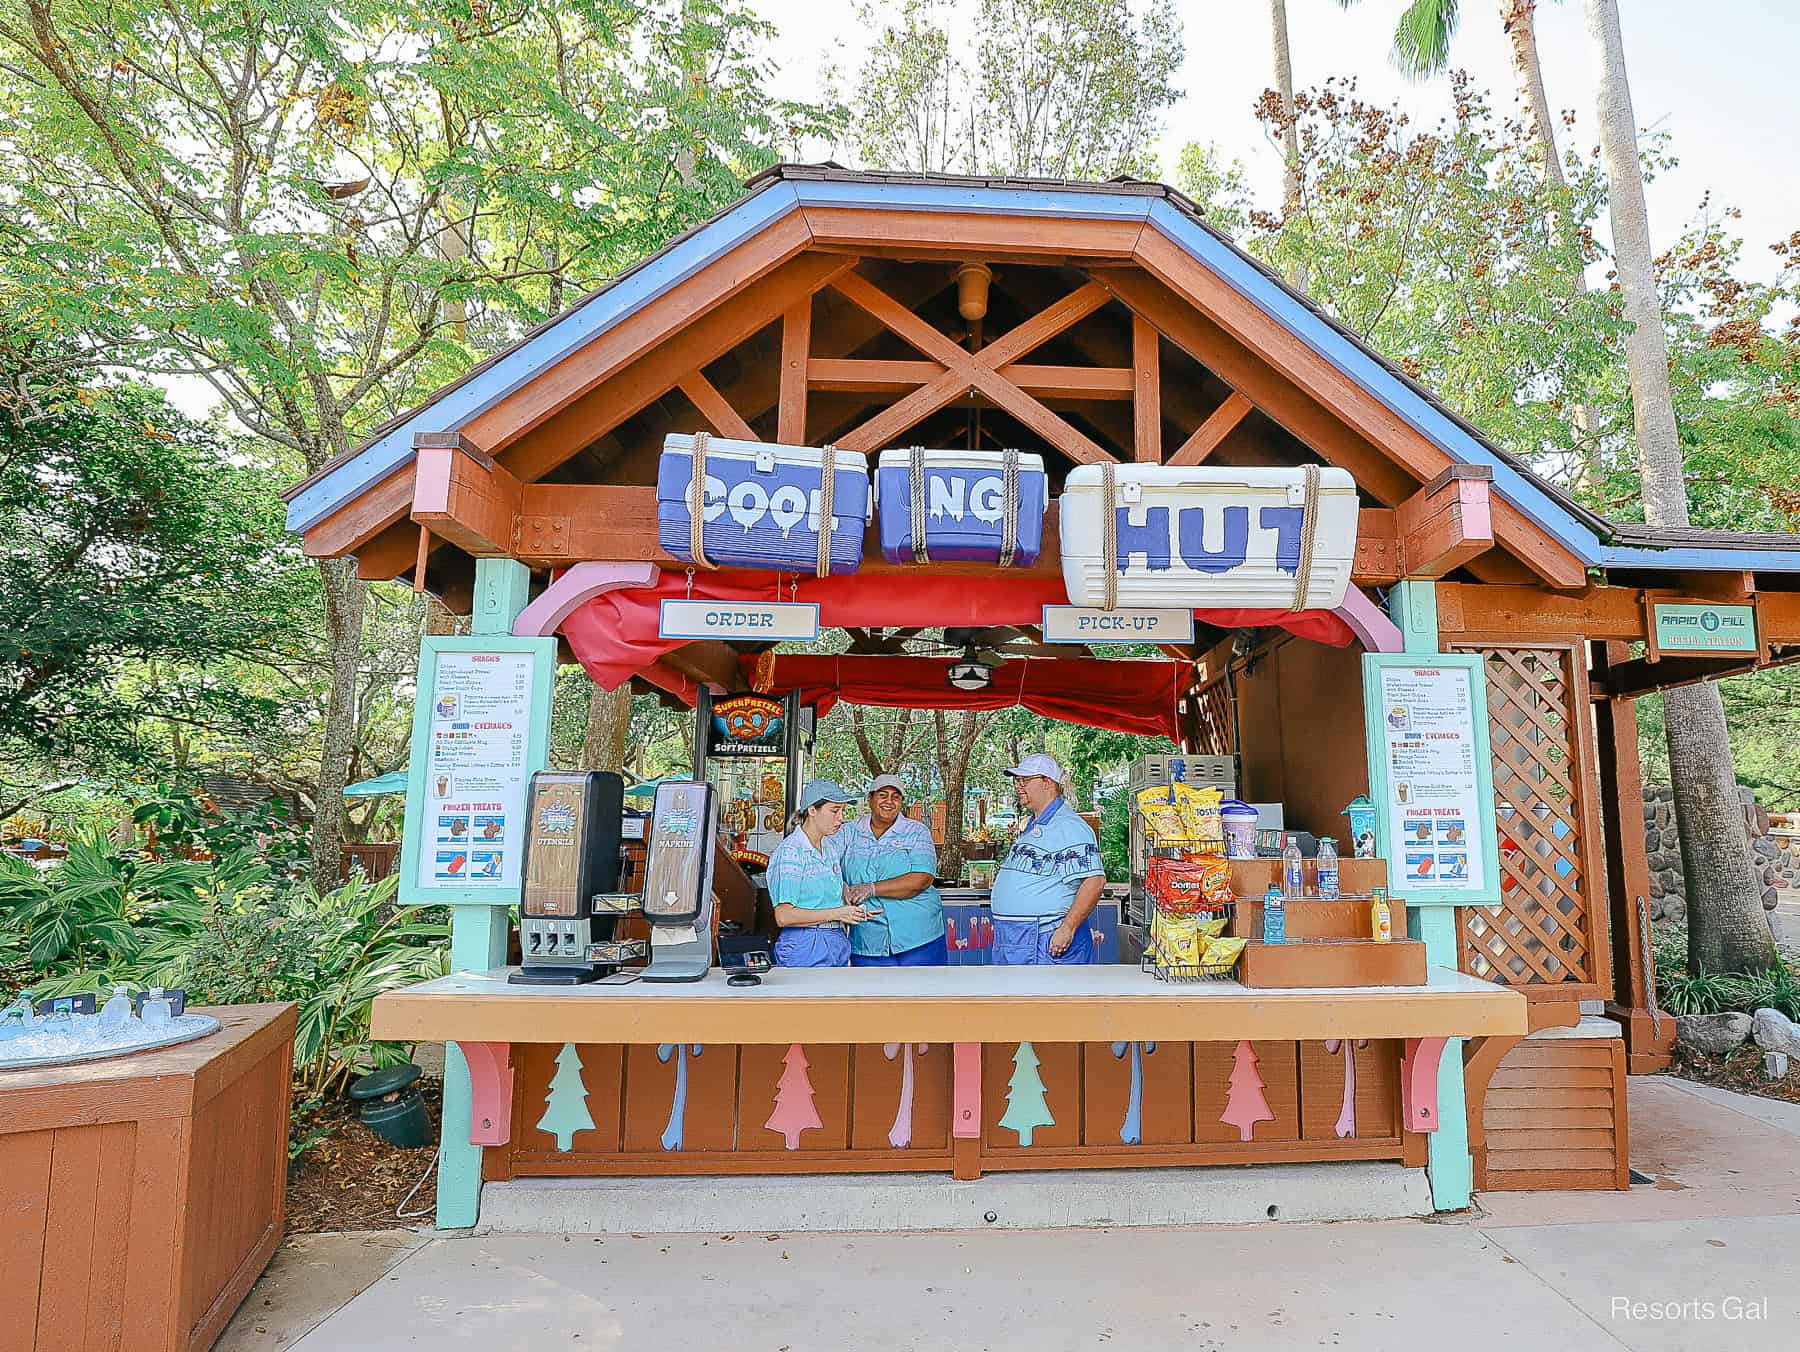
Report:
1370,887,1393,943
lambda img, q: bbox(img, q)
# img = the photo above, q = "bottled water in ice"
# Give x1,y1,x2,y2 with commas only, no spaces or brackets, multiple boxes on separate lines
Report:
100,984,134,1031
141,987,174,1030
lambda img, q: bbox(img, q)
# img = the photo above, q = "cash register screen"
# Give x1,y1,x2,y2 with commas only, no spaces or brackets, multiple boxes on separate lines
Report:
643,782,708,922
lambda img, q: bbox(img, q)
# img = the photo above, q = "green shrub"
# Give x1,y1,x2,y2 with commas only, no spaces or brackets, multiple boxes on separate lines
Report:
1659,971,1738,1016
1734,963,1800,1023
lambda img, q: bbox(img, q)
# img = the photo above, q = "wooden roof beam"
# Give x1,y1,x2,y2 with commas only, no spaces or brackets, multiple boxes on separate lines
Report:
1396,465,1494,579
662,640,748,693
410,432,522,558
805,358,1134,400
1168,391,1253,467
1132,312,1160,462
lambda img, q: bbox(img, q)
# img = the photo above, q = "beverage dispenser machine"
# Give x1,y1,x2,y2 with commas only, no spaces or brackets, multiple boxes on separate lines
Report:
510,770,645,985
641,779,720,984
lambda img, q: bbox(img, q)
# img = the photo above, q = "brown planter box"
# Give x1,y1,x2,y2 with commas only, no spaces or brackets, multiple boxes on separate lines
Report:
0,1003,296,1352
1238,939,1428,989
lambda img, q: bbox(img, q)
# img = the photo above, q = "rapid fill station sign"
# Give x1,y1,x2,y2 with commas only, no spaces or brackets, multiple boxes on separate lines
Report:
659,599,820,641
1652,602,1758,655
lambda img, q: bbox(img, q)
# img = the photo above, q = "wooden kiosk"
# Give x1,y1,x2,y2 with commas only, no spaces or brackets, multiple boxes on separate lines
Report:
287,167,1800,1226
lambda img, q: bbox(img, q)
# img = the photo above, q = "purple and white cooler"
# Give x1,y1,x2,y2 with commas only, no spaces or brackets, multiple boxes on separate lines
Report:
874,447,1047,565
657,432,871,576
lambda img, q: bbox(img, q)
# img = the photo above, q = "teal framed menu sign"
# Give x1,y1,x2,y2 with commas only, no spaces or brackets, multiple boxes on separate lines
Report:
399,635,557,906
1360,652,1501,907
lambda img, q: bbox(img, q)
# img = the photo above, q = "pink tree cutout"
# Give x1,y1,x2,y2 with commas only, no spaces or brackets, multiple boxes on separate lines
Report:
1323,1038,1370,1139
765,1043,823,1149
1219,1039,1275,1142
883,1043,930,1148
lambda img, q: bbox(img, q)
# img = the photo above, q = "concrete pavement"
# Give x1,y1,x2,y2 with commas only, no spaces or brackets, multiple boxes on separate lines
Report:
218,1074,1800,1351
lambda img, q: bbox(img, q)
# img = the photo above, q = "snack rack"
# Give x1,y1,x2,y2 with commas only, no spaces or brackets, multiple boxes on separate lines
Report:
1138,838,1242,983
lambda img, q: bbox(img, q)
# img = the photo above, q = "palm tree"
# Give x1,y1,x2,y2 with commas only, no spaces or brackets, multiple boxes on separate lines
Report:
1584,0,1776,975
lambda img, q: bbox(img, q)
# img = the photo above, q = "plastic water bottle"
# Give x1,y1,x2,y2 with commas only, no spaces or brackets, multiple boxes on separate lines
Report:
141,987,173,1030
100,984,134,1031
1282,836,1304,897
1317,837,1341,900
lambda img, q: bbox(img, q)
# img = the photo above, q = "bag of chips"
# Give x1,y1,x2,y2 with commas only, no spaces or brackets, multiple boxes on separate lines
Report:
1201,935,1246,969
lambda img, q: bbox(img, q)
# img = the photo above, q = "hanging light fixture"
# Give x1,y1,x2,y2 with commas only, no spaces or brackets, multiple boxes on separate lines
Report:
955,263,993,322
947,643,994,691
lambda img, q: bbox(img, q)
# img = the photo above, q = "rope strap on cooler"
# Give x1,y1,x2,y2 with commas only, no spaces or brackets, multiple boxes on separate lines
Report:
908,444,931,566
1101,459,1119,612
687,431,716,570
816,443,838,579
998,446,1021,569
1289,462,1322,612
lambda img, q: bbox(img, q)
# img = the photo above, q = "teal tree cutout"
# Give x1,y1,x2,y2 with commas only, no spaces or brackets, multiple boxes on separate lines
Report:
999,1041,1055,1146
537,1042,594,1152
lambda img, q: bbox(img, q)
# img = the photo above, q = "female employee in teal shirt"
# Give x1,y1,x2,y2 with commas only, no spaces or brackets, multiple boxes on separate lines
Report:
768,780,877,967
833,774,946,966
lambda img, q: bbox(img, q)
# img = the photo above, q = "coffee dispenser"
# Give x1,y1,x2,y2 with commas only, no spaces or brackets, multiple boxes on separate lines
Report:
510,770,645,985
640,779,720,984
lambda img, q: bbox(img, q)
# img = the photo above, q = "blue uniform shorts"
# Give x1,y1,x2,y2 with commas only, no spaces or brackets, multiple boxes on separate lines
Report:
774,925,852,967
850,934,950,968
990,918,1095,966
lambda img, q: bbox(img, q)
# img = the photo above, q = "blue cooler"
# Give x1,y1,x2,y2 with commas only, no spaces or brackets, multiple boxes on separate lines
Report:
875,448,1047,565
657,433,870,575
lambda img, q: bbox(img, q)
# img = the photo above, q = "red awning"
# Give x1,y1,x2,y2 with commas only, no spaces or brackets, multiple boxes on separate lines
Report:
559,567,1354,694
749,654,1188,740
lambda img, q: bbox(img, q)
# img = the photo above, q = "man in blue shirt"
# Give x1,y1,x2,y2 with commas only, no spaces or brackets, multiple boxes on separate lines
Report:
989,754,1105,965
832,774,946,965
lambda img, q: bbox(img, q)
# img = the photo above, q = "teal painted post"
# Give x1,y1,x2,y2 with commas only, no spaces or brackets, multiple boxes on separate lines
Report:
1388,580,1474,1212
437,559,533,1228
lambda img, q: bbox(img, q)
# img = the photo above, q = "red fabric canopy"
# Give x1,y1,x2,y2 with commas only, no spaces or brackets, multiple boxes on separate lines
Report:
560,567,1354,694
751,654,1187,740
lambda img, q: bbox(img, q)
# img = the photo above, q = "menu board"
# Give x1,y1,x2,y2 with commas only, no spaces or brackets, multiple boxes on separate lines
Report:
1376,664,1486,894
414,650,540,893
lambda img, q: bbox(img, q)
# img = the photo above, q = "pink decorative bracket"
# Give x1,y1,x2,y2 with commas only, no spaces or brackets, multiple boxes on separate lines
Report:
1400,1036,1446,1134
455,1040,515,1146
512,561,661,638
952,1043,982,1139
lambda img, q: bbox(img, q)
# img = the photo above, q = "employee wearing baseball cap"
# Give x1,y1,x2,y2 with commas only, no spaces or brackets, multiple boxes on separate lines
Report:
989,754,1104,965
833,773,946,966
768,780,872,968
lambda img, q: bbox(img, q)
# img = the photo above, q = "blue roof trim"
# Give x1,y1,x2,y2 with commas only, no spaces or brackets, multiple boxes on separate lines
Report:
1598,542,1800,572
286,182,803,533
789,177,1156,223
1141,200,1605,565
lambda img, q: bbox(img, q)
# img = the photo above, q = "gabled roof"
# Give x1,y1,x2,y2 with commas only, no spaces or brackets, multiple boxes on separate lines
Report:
285,164,1800,575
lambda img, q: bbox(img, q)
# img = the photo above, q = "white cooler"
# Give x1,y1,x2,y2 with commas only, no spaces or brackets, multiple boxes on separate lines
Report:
1058,465,1359,610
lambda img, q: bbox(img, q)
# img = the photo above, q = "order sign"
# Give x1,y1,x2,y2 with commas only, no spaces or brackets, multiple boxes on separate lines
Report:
1377,665,1486,893
416,651,537,892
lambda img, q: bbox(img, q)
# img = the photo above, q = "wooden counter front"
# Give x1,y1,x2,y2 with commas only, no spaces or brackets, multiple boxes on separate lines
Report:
372,965,1525,1046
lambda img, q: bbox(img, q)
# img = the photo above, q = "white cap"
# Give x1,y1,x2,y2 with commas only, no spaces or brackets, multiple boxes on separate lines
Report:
1004,753,1066,782
866,774,907,797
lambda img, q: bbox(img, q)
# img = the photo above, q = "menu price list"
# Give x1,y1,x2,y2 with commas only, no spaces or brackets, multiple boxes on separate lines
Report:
417,651,536,891
1378,665,1484,892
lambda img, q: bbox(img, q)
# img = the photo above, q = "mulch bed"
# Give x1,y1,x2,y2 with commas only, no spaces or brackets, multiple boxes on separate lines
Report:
1669,1043,1800,1106
286,1079,442,1233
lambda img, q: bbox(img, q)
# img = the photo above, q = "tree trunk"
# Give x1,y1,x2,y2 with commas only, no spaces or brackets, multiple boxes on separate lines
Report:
1268,0,1307,292
1501,0,1600,488
580,683,631,772
1585,0,1775,974
309,556,366,885
934,709,983,879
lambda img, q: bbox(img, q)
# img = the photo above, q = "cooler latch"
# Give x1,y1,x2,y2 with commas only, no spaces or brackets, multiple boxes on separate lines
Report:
1120,480,1142,505
754,448,776,473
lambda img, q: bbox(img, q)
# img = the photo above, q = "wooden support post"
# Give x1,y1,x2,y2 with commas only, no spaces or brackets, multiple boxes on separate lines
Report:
677,370,759,442
1132,312,1160,462
436,558,534,1229
1395,465,1494,578
778,299,811,444
1596,643,1676,1073
1385,580,1475,1210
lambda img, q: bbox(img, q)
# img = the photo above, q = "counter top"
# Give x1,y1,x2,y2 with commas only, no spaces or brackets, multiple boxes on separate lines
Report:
371,965,1525,1046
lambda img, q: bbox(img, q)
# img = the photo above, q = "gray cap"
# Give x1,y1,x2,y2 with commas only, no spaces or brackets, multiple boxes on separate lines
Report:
795,779,854,812
866,774,907,797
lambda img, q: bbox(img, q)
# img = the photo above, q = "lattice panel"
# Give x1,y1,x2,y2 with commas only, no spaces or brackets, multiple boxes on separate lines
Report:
1456,647,1594,989
1190,676,1236,757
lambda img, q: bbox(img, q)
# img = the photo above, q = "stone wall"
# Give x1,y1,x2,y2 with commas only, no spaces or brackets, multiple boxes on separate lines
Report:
1643,785,1796,922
